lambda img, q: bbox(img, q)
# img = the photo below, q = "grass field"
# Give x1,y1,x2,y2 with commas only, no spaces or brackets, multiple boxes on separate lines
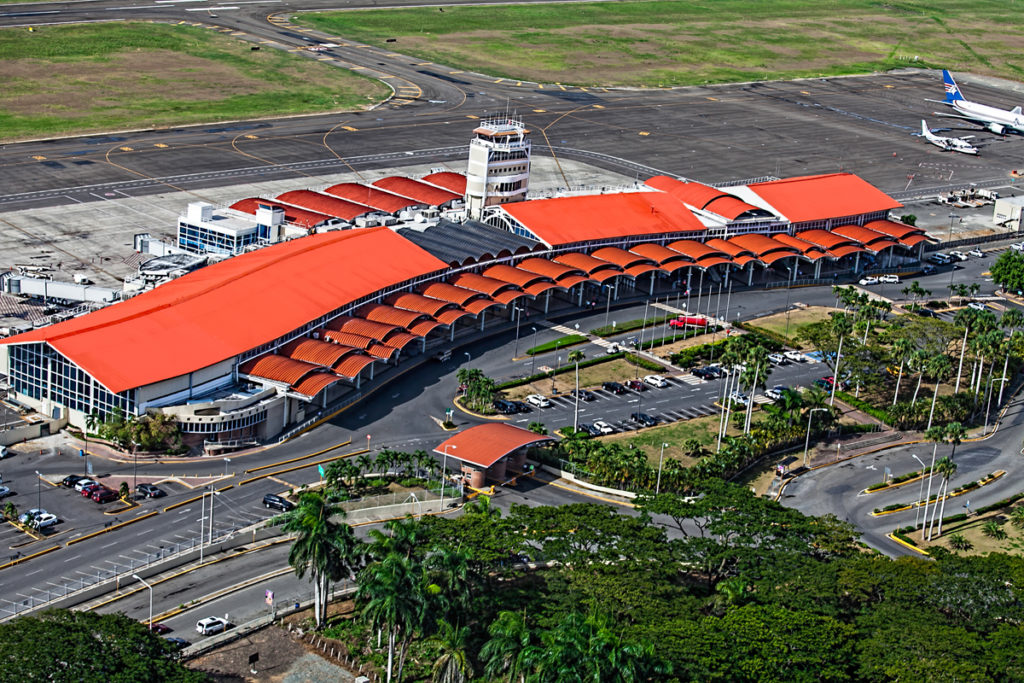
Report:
0,22,388,141
300,0,1024,87
746,306,835,346
504,358,644,399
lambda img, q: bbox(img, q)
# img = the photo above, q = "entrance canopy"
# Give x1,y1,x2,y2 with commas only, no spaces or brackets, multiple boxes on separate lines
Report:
434,423,555,469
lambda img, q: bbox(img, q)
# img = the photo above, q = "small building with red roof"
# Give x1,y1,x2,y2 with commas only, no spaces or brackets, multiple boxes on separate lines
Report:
434,423,554,487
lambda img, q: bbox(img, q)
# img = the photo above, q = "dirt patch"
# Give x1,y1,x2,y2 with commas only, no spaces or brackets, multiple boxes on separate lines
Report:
745,305,836,345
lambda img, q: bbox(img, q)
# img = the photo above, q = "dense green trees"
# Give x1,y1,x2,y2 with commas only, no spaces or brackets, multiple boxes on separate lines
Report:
0,610,205,682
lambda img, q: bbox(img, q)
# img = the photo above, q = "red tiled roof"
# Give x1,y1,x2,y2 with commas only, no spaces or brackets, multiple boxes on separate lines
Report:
434,423,555,469
322,330,374,350
728,234,798,259
748,173,902,224
501,192,703,247
523,281,560,296
435,309,471,325
770,233,826,257
326,316,401,342
358,304,429,329
624,263,660,277
667,240,729,264
899,233,930,247
385,292,454,318
230,198,333,230
462,298,502,315
276,190,374,222
630,243,693,265
706,238,753,259
324,183,424,214
592,247,656,270
422,171,467,194
367,342,399,360
419,282,490,307
554,252,620,275
483,264,552,289
450,272,521,297
280,337,358,368
373,176,461,207
409,320,442,337
831,225,899,251
335,354,376,378
239,354,317,385
1,229,446,394
292,373,344,397
827,244,866,259
864,219,925,241
646,176,768,220
795,229,856,251
516,257,582,281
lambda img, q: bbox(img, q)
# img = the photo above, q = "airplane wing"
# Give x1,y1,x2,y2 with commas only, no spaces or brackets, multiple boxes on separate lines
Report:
931,111,985,122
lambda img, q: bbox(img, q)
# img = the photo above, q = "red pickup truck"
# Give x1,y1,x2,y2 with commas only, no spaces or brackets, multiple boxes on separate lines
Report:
668,315,709,329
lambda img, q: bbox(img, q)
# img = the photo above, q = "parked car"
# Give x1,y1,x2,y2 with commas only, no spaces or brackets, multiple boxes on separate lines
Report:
922,265,937,275
509,400,531,413
968,301,987,311
630,412,657,427
150,623,173,635
195,616,230,636
61,475,86,489
525,394,550,408
916,308,939,318
602,381,627,395
729,392,750,406
929,253,952,264
625,379,646,392
764,385,787,402
263,493,294,512
1012,243,1024,252
0,446,9,459
813,378,832,390
492,399,517,415
593,420,615,435
0,486,11,499
692,367,716,380
577,423,600,437
604,343,623,355
858,276,879,286
73,478,98,492
879,274,900,284
92,487,119,504
165,637,191,650
968,248,984,258
783,350,806,362
135,483,165,498
80,483,104,497
32,513,58,530
643,374,668,388
17,509,45,525
767,353,788,365
569,389,597,402
949,250,969,261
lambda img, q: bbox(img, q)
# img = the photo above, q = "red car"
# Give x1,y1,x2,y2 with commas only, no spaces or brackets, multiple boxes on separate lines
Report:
625,379,647,392
150,623,173,635
80,483,103,497
91,487,118,503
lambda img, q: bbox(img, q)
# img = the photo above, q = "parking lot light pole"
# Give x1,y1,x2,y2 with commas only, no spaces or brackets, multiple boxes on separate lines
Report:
34,470,41,511
439,445,455,512
200,491,206,564
529,327,538,376
133,574,153,630
803,408,828,466
656,442,669,494
208,488,220,546
224,458,230,477
512,305,522,359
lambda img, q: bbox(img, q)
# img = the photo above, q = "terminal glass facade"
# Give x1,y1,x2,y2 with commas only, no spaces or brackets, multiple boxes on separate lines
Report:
8,343,136,418
178,221,259,256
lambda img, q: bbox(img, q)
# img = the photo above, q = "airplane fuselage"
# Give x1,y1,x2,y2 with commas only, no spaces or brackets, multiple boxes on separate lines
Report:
952,100,1024,131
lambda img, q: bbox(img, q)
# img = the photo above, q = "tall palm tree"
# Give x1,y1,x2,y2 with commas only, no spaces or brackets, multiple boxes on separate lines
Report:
741,345,769,434
481,610,532,683
282,491,362,629
890,336,915,405
928,456,958,540
909,349,930,406
920,425,946,541
925,355,952,431
356,452,375,476
568,350,585,432
829,312,854,406
998,310,1024,405
430,619,474,683
952,307,980,393
357,552,424,683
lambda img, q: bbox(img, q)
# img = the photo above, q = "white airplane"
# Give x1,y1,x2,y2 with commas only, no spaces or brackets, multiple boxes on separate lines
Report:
927,69,1024,135
917,119,979,155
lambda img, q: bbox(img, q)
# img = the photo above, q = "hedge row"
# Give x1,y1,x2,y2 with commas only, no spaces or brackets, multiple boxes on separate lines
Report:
835,390,892,424
590,314,674,338
625,353,665,372
526,334,588,356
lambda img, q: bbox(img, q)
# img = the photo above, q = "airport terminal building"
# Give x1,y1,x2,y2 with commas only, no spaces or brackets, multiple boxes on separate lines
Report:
0,119,930,447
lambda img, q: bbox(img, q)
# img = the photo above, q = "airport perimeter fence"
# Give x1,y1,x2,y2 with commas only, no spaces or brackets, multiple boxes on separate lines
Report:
922,232,1020,252
0,519,270,622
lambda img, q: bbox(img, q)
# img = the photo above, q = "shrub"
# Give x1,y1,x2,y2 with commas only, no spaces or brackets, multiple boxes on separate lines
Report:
590,314,673,338
625,353,664,372
866,482,889,492
947,533,972,551
526,334,587,355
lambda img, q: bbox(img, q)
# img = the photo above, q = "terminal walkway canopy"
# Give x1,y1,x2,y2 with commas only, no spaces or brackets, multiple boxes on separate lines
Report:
434,423,555,469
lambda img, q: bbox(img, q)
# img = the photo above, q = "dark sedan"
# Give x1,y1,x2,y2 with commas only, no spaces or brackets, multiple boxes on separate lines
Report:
630,412,657,427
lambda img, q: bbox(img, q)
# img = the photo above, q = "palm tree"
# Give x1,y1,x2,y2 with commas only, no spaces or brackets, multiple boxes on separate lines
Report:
947,532,973,551
282,491,362,629
527,421,547,435
925,355,952,431
982,520,1008,540
828,312,854,406
741,345,769,434
928,456,957,540
481,611,532,683
357,552,423,683
909,349,930,406
890,336,915,405
1008,506,1024,530
356,452,375,477
84,410,101,460
430,619,474,683
998,316,1023,406
920,425,946,541
568,350,585,432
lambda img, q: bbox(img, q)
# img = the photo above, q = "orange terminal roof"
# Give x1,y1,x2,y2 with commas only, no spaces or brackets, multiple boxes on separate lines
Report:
385,292,456,318
748,173,902,224
554,252,621,275
322,330,374,350
629,243,693,265
483,264,553,290
516,257,583,281
864,219,926,241
419,282,491,307
230,198,334,230
358,304,430,330
0,228,447,394
335,354,376,379
293,372,345,398
434,423,555,469
898,233,930,247
770,233,827,257
831,225,900,251
280,337,360,367
646,176,769,220
728,234,798,259
450,272,522,298
324,183,424,214
239,354,319,386
795,229,858,252
275,190,374,222
326,317,402,343
666,240,729,264
373,176,461,207
501,192,703,247
592,247,657,271
422,171,467,194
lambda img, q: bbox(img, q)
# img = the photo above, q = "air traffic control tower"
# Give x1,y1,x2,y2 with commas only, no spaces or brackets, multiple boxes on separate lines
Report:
465,117,531,219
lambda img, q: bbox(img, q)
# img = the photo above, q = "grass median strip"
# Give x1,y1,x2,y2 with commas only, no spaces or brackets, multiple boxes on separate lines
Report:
239,449,368,486
244,439,351,474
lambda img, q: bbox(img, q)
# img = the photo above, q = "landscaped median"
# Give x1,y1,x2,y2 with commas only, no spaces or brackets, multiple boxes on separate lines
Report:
870,470,1006,516
861,467,932,495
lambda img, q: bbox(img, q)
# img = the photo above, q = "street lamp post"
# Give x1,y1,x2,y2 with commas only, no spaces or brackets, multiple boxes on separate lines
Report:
552,355,561,393
208,488,219,546
132,449,138,493
224,458,231,477
512,305,522,360
655,442,669,494
604,284,612,326
947,212,959,296
133,574,153,630
34,470,41,511
911,453,926,529
439,445,455,512
199,490,206,564
803,408,828,466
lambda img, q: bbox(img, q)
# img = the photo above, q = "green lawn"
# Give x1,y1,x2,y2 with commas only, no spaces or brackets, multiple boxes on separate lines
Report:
0,22,388,141
299,0,1024,87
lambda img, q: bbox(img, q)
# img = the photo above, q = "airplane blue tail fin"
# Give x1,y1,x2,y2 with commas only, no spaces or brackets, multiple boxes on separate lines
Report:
942,70,964,102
